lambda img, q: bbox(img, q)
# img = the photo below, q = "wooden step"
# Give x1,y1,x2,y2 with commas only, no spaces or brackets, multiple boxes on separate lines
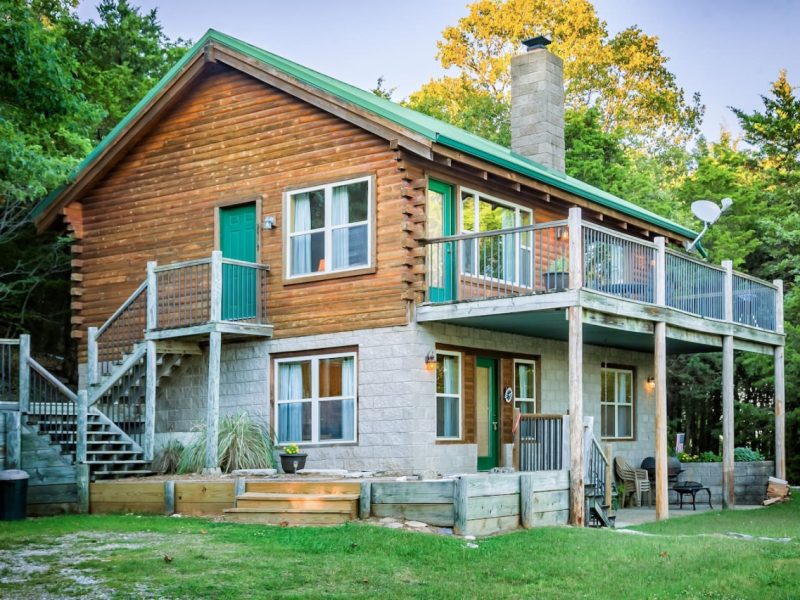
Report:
223,507,354,526
244,481,361,495
235,493,358,512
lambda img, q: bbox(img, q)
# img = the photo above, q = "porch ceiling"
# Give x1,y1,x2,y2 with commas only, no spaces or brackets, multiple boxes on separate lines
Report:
434,309,721,355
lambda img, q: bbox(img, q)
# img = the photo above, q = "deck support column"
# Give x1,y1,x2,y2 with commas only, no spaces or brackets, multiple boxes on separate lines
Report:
773,279,785,479
722,260,735,508
18,334,30,414
204,330,221,473
567,207,584,526
654,237,668,520
144,340,157,461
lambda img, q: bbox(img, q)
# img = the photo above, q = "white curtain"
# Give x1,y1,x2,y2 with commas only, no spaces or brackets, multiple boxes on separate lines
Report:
441,356,457,437
518,364,529,399
292,194,312,275
332,186,349,269
278,363,304,442
341,357,355,441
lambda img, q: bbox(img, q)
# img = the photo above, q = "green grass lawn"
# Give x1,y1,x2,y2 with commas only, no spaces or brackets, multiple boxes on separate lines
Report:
1,502,799,599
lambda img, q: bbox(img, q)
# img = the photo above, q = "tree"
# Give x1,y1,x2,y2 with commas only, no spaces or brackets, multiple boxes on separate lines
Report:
408,0,703,143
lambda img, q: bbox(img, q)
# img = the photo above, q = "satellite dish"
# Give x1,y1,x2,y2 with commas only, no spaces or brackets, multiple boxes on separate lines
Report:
691,200,722,225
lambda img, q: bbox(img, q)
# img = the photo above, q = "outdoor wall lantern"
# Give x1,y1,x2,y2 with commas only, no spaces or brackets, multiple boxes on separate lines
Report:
645,375,656,390
425,351,438,371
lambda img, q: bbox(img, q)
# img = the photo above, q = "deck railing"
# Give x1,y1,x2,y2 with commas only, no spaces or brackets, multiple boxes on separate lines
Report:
0,339,19,404
28,357,80,458
425,221,569,303
585,435,609,500
517,414,564,471
583,223,656,303
665,250,725,320
422,209,780,333
94,282,147,377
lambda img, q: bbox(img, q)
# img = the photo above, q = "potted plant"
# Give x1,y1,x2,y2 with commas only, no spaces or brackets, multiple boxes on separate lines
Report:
543,256,569,291
279,443,307,474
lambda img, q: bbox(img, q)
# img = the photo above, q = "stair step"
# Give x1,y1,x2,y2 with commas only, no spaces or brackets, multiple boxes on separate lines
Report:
236,493,359,511
237,493,360,501
87,460,148,465
244,481,361,495
93,469,154,478
223,507,355,526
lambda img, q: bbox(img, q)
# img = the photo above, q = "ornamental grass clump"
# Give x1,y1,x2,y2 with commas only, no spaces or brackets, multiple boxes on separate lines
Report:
152,440,184,474
177,413,276,474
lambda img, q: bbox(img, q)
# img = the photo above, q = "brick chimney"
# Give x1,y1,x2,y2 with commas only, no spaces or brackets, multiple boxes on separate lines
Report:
510,36,565,172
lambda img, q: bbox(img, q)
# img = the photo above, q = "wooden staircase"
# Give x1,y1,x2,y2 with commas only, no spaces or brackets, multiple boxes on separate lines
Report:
224,481,361,526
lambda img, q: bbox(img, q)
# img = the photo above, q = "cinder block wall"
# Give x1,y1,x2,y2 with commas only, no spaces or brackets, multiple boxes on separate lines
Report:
679,461,774,505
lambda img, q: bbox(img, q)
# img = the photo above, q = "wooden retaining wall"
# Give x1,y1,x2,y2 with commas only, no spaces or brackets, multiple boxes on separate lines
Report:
366,471,570,536
90,480,236,515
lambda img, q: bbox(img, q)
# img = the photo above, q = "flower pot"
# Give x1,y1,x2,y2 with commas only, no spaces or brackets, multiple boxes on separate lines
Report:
543,271,568,291
280,453,307,474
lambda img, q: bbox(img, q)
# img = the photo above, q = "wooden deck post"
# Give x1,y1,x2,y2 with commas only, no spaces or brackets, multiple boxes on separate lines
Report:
144,340,157,461
87,326,98,387
204,330,222,473
210,250,223,323
76,389,88,464
453,476,468,535
567,207,584,526
520,472,534,528
18,334,30,414
4,411,20,469
359,481,372,519
164,480,175,515
146,261,158,331
722,260,735,508
773,279,785,480
654,238,669,520
76,463,90,514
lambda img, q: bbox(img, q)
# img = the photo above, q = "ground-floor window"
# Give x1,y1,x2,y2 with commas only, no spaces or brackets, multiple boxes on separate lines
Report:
275,352,356,444
601,365,634,440
514,359,537,414
436,351,462,440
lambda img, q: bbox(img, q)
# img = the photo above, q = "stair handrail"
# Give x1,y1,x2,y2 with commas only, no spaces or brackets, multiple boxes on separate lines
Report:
27,356,77,402
95,280,148,339
88,343,147,406
585,431,609,499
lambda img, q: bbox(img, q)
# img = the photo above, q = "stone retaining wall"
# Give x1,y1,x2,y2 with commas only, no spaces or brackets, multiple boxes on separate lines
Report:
679,461,774,506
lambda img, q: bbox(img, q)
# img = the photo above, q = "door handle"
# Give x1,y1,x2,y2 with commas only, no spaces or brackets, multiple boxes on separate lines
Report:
492,421,498,431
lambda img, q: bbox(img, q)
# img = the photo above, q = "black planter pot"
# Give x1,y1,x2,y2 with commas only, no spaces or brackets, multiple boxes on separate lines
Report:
280,453,307,474
543,271,568,291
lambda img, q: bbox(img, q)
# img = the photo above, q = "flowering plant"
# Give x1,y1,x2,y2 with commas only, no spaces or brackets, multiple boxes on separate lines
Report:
283,443,301,455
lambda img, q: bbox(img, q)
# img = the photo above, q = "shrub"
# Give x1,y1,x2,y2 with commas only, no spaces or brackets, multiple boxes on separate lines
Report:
152,440,184,474
178,413,276,474
734,447,765,462
678,451,722,463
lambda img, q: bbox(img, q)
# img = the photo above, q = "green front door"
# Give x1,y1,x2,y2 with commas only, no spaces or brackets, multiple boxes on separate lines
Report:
476,357,499,471
219,203,257,321
427,180,456,302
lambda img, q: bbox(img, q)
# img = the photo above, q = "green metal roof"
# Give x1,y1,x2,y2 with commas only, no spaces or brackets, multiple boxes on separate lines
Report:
32,29,698,243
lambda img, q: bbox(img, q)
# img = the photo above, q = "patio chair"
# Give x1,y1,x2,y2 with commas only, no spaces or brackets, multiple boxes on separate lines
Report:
614,457,652,508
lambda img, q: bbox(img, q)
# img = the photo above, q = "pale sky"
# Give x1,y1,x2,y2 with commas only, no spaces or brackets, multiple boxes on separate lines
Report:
76,0,800,142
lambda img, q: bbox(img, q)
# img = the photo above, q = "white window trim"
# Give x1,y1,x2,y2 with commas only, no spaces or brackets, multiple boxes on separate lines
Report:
459,187,534,287
600,366,635,440
285,176,373,279
274,351,358,445
513,358,537,414
435,350,463,441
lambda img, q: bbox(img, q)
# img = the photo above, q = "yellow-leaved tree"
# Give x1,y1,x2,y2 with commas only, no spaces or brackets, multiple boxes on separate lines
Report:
405,0,703,145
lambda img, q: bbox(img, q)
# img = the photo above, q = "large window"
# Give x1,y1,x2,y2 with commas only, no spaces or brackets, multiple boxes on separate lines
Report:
436,351,462,440
287,177,371,278
514,359,537,414
601,366,634,440
275,352,357,444
460,189,533,286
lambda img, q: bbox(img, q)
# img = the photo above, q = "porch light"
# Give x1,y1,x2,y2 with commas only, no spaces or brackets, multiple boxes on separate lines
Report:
425,351,438,371
645,375,656,390
556,227,568,241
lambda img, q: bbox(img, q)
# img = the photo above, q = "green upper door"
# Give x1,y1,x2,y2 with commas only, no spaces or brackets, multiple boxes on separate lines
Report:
219,203,257,321
476,357,499,471
427,180,456,303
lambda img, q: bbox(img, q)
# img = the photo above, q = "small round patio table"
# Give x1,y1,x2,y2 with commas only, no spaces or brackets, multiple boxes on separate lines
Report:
673,481,713,510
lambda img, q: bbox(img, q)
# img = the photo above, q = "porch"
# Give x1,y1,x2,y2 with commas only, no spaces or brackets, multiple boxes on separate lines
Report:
418,207,786,524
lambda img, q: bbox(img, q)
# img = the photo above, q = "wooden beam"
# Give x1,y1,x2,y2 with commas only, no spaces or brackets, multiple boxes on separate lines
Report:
568,305,584,526
76,390,88,464
359,481,372,519
4,411,20,469
775,344,786,480
520,472,534,529
87,327,98,387
18,334,30,413
144,340,157,461
76,464,90,514
722,260,735,508
210,251,223,323
146,261,157,331
204,330,222,473
654,321,669,520
453,477,468,535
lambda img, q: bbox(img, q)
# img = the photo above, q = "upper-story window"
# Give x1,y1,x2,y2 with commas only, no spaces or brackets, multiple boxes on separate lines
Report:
287,176,372,278
461,188,533,285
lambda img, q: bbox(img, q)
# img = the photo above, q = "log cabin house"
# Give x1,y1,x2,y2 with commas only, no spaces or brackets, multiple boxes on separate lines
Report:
5,30,785,524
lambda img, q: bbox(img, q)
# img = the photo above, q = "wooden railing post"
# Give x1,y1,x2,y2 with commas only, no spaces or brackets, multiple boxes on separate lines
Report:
603,442,613,510
76,389,88,464
204,330,222,473
4,411,20,469
146,261,158,331
144,340,157,461
87,326,98,387
654,237,666,306
721,260,735,508
773,279,785,480
210,251,223,323
568,207,583,290
18,334,30,413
